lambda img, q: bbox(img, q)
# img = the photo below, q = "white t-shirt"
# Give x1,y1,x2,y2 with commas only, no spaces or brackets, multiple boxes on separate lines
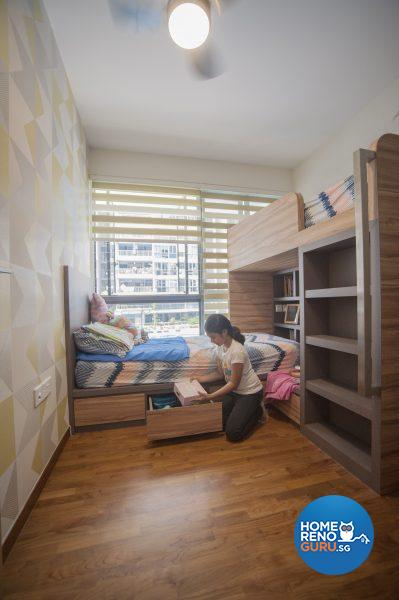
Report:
217,339,262,395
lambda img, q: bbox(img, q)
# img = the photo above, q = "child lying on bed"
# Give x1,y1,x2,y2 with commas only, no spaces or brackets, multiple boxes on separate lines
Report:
193,314,264,442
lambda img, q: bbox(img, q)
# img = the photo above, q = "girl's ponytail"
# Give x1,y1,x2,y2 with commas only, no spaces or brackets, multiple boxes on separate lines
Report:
204,314,246,345
230,325,245,345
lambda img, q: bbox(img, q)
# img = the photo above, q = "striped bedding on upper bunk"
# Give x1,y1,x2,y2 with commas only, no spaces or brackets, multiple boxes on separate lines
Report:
75,333,299,389
304,174,354,228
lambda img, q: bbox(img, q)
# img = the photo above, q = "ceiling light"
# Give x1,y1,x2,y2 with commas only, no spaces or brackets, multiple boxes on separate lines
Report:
168,1,210,50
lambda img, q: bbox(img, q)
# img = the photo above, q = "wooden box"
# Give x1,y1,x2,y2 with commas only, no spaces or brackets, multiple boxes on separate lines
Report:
146,396,223,441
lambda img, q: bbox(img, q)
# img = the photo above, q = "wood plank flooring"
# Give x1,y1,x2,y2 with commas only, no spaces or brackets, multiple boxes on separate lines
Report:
2,411,399,599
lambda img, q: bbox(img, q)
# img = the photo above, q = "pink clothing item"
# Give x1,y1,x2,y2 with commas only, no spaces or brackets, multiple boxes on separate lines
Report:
265,371,299,401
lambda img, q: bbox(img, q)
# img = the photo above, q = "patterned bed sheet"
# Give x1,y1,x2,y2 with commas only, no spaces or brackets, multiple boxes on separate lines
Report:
75,333,299,389
304,174,354,228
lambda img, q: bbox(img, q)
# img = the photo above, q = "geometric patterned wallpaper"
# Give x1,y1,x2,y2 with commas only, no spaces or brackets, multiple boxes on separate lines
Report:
0,0,90,543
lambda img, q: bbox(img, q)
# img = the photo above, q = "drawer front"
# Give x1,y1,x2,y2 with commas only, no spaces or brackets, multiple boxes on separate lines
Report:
74,393,146,426
274,392,300,424
146,401,222,441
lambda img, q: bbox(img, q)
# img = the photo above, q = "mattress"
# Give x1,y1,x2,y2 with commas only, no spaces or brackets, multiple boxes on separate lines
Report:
75,333,299,389
304,174,354,228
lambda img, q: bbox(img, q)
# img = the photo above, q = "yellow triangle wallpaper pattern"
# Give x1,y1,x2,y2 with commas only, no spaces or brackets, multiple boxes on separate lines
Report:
0,0,90,543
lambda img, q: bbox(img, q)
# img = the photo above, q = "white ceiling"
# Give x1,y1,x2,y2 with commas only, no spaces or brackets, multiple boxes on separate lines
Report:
44,0,399,168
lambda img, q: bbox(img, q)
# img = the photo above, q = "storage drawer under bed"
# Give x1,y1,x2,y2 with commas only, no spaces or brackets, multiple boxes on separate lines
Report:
273,391,300,425
146,395,223,441
74,393,146,426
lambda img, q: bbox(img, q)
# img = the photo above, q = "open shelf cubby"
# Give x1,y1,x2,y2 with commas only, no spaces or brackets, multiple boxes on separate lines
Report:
303,391,372,482
273,268,299,299
273,268,300,342
305,296,357,338
304,345,358,391
302,234,356,290
305,379,373,420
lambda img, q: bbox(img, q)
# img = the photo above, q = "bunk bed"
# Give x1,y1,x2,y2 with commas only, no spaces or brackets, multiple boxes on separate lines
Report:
228,133,399,495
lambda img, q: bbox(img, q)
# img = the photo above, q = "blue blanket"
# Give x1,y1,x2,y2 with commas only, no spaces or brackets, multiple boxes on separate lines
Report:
76,336,189,363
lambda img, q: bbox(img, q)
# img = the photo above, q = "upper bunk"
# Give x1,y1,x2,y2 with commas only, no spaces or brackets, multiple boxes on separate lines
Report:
227,135,396,273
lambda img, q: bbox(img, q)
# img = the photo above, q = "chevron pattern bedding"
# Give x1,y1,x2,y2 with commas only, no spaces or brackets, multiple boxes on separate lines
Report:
304,174,354,228
73,330,128,357
75,333,299,389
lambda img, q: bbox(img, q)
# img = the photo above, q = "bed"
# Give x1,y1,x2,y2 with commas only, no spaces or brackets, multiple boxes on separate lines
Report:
75,333,299,389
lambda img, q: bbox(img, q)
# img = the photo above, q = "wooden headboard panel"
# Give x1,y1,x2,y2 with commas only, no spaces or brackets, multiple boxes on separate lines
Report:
63,265,92,428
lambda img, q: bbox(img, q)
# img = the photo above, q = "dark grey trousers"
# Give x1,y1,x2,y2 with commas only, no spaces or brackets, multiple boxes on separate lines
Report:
222,389,263,442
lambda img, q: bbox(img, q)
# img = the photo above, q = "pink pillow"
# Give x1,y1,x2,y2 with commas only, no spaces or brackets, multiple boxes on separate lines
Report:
90,293,110,323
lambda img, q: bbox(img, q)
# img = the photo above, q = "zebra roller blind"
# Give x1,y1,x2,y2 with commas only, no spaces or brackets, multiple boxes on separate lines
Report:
92,181,202,244
92,180,275,317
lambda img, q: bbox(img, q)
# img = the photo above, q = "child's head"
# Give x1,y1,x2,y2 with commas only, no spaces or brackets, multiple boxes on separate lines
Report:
204,314,245,346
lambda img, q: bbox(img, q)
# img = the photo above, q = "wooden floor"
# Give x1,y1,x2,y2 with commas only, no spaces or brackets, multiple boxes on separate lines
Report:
2,412,399,599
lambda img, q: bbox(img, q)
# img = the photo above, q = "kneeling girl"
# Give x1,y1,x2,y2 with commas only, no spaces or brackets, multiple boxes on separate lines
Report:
197,314,263,442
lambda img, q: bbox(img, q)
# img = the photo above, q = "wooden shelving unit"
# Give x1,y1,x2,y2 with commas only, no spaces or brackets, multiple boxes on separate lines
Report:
273,268,300,342
306,379,373,420
300,228,378,489
227,136,399,494
303,422,372,480
305,334,358,355
305,286,357,299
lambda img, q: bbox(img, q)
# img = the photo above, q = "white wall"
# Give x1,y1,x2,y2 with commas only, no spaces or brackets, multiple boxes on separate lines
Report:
88,148,293,196
293,77,399,200
90,75,399,200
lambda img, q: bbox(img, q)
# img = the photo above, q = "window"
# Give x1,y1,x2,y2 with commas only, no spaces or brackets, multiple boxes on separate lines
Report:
155,262,177,276
92,181,275,332
156,279,167,293
189,279,198,293
119,279,153,293
154,244,177,259
111,302,200,337
119,243,133,251
188,262,198,275
95,241,199,297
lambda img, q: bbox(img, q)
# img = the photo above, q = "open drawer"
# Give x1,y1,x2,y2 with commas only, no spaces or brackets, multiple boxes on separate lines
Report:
146,395,223,441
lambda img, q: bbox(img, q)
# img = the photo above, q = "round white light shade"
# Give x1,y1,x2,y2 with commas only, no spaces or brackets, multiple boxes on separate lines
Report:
168,2,210,50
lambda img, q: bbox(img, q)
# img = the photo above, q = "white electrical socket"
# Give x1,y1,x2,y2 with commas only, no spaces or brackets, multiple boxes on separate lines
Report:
33,376,52,408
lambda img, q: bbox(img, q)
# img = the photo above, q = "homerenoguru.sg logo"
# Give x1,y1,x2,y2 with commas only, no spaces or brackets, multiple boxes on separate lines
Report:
295,495,374,575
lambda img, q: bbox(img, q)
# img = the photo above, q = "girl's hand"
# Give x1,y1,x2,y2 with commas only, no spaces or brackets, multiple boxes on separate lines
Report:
194,391,212,403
